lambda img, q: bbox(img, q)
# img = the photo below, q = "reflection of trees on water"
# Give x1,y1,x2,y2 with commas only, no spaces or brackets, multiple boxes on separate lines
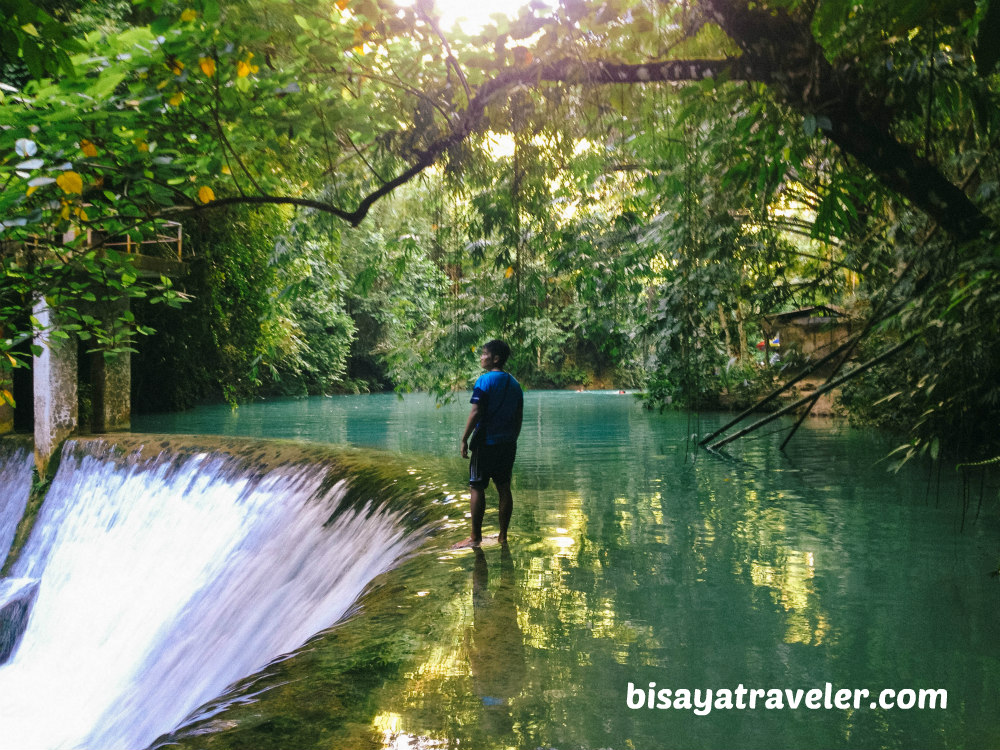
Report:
467,546,526,736
146,399,997,750
377,409,990,749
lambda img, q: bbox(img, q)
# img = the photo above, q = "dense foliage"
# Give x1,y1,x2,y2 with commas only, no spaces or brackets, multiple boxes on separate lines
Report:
131,206,293,409
2,0,999,465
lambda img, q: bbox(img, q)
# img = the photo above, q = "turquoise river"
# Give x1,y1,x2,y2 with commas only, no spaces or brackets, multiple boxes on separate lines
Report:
122,390,1000,750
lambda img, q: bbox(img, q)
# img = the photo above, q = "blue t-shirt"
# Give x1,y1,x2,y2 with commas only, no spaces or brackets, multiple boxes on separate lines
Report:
470,371,523,445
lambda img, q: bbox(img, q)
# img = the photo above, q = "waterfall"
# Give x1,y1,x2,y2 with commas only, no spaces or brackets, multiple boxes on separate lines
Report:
0,439,33,563
0,436,432,750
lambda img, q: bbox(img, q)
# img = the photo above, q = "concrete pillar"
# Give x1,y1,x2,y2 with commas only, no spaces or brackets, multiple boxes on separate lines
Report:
91,350,130,432
0,403,12,436
33,299,77,472
89,295,131,433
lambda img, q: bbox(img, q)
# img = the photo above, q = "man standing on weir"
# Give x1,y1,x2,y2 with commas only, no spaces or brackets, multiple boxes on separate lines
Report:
457,339,523,548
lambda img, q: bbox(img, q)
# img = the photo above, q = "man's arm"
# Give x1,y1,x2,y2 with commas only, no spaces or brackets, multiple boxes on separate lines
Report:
514,400,523,440
461,403,481,458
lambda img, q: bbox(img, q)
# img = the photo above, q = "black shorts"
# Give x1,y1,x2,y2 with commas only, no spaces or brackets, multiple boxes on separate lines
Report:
469,442,517,490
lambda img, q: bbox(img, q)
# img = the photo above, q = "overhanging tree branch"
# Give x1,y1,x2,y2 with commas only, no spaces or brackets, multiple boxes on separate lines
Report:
184,3,995,242
181,58,754,225
706,336,917,452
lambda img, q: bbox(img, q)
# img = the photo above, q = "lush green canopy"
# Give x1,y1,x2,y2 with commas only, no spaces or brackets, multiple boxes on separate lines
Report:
2,0,999,463
2,0,994,233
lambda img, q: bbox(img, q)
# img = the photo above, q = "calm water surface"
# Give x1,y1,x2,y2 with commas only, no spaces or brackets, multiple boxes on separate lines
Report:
136,392,1000,750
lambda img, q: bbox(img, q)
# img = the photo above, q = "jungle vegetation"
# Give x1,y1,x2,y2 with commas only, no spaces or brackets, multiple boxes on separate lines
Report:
1,0,998,467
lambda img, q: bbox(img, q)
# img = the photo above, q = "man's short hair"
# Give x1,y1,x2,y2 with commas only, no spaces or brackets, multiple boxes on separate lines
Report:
483,339,511,367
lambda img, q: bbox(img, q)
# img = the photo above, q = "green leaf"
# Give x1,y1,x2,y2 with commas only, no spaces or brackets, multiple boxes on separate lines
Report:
21,37,44,78
91,71,126,99
150,16,172,34
803,114,817,137
202,0,221,24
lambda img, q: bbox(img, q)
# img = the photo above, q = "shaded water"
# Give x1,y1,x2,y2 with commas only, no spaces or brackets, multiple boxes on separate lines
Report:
134,392,1000,750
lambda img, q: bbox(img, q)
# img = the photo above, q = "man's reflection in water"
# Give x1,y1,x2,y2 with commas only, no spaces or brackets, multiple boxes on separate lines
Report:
467,545,526,734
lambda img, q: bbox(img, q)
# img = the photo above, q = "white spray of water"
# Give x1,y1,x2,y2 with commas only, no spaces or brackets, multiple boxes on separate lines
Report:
0,440,423,750
0,442,33,561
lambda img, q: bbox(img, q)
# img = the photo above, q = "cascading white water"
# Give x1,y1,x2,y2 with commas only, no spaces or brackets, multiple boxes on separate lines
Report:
0,438,427,750
0,441,33,562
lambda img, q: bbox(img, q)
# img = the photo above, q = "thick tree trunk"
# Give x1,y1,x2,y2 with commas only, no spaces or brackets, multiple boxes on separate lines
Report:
700,0,993,241
718,306,732,359
511,3,995,242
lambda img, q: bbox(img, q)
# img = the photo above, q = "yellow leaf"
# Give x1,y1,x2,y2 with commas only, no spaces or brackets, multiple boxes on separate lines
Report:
169,91,184,106
180,8,197,21
81,139,98,157
1,389,14,407
504,265,514,278
60,202,71,219
198,186,215,204
136,140,149,152
236,60,250,78
75,207,89,221
26,185,38,197
170,60,185,75
56,171,83,195
156,79,169,90
221,164,231,175
250,64,259,73
336,0,349,9
199,57,216,76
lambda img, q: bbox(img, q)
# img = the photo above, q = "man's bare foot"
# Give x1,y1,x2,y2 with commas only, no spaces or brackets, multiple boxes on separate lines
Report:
497,533,508,546
452,537,482,549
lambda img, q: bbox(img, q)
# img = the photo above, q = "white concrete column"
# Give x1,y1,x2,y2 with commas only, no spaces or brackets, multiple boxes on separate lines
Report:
33,299,77,471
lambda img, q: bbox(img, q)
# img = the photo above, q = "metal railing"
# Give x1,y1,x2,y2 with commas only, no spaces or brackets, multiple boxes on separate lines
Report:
102,222,183,262
21,221,184,262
